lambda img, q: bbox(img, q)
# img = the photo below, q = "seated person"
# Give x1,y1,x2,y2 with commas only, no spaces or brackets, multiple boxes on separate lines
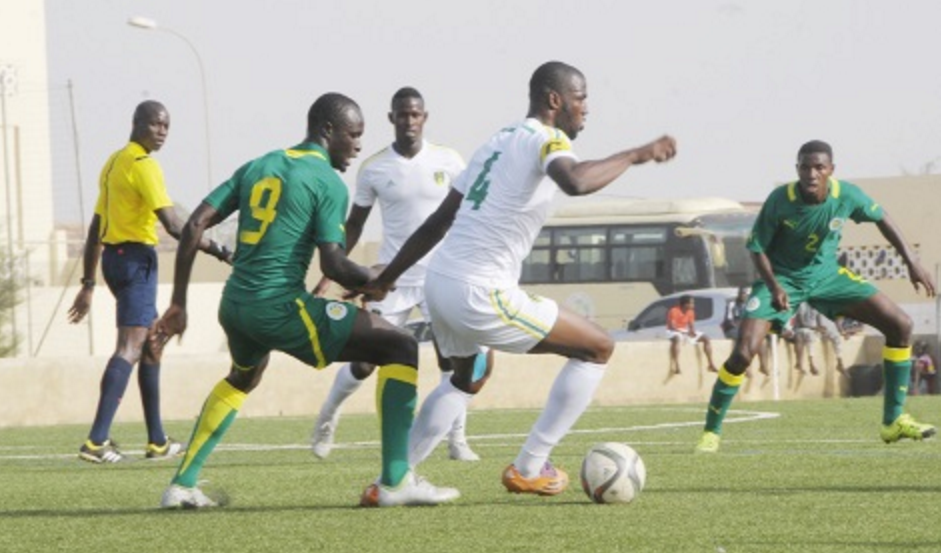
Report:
666,295,718,375
912,341,938,395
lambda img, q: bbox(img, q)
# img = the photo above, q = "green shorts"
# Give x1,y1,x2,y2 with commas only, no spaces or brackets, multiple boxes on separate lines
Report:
744,266,878,330
218,293,359,370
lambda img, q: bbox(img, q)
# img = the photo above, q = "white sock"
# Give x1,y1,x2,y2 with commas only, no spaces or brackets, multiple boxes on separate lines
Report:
408,377,472,467
317,363,364,422
440,370,469,443
514,359,606,477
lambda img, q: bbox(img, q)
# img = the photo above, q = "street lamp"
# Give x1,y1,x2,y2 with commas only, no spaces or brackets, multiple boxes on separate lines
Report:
127,16,214,200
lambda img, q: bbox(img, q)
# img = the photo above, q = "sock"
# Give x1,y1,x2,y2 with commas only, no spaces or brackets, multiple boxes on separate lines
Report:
440,370,469,443
882,346,912,425
172,379,246,488
704,365,745,434
318,363,364,423
408,377,471,468
376,364,418,487
514,359,605,478
138,362,165,445
88,357,134,444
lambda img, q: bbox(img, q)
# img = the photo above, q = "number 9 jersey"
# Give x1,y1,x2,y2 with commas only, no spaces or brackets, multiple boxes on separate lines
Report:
206,142,349,304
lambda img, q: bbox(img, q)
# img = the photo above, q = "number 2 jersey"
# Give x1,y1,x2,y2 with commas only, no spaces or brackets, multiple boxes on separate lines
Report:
746,178,883,284
428,118,577,288
205,142,348,304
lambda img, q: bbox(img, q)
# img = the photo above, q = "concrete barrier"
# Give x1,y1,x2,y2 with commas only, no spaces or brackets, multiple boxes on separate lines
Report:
0,334,888,429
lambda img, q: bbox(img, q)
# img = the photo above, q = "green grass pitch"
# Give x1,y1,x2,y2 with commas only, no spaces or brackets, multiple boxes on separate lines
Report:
1,396,939,552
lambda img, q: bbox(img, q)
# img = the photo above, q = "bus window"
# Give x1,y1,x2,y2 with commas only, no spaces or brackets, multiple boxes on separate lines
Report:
552,226,606,282
672,256,699,286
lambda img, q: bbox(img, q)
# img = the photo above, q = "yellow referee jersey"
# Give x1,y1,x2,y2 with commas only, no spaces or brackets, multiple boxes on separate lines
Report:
94,142,173,245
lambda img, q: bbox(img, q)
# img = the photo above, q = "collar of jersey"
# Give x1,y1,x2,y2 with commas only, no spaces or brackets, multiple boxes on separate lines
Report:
126,141,149,158
285,142,329,162
786,177,840,203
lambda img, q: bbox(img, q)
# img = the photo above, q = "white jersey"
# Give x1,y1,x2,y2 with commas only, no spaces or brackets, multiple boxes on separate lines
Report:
354,140,464,286
428,118,577,288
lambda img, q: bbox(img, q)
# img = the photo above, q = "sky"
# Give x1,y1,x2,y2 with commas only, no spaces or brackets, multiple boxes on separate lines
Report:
43,0,941,238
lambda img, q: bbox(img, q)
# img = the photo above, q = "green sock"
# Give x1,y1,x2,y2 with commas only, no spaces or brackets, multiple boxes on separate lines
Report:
376,364,417,487
882,346,912,425
704,366,745,434
172,379,246,488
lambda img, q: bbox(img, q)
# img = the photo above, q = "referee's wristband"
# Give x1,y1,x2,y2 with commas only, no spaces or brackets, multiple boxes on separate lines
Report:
80,278,95,290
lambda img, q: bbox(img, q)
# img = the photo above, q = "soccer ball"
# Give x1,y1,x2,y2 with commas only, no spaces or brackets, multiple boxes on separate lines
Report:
580,442,646,504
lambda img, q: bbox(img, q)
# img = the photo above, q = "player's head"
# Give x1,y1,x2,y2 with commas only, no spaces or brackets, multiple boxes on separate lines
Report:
678,294,694,310
736,286,749,301
795,140,835,204
388,87,427,146
307,93,364,173
528,61,588,140
131,100,169,153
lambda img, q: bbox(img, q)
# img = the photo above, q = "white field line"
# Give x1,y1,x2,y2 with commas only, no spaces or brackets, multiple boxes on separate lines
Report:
0,408,782,461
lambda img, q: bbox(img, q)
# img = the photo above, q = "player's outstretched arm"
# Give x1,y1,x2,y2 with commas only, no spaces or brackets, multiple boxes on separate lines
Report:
876,212,937,297
374,188,463,290
547,135,677,197
318,242,372,294
156,206,233,264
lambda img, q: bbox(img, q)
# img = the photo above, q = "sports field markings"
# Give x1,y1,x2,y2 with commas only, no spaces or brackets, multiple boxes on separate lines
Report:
0,407,779,462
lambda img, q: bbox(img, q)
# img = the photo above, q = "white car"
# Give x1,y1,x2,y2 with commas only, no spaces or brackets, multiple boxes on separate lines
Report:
611,288,740,341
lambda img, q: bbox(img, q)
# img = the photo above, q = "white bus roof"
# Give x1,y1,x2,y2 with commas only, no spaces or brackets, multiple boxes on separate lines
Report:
547,197,747,225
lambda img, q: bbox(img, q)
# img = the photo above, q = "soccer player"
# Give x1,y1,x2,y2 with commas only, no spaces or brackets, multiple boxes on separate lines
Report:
154,93,458,508
695,140,937,453
360,61,676,496
67,100,230,464
311,87,487,462
666,295,719,375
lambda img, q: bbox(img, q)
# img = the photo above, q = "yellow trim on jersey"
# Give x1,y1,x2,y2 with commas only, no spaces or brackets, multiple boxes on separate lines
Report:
285,149,326,160
829,177,841,198
489,290,551,339
786,182,797,202
883,346,912,364
295,298,327,368
718,366,745,387
356,146,392,178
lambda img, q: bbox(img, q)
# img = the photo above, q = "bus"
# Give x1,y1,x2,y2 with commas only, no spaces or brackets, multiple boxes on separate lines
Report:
519,197,758,330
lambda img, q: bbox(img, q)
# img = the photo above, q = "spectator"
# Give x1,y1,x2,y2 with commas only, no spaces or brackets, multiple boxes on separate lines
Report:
912,341,938,395
667,295,718,374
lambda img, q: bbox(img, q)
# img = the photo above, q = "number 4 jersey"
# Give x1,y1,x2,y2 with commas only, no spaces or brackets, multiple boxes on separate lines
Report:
429,118,578,288
206,142,349,303
746,178,883,284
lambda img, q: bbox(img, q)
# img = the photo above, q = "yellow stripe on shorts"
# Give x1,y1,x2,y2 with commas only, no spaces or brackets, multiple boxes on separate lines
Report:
295,298,327,368
489,290,551,339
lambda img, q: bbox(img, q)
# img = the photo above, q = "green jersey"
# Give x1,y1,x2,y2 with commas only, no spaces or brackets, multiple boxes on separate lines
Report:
746,178,882,283
207,142,348,303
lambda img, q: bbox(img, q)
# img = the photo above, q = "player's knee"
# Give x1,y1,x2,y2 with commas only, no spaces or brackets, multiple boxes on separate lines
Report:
386,333,419,367
350,362,377,380
725,350,752,375
591,333,615,363
887,312,914,346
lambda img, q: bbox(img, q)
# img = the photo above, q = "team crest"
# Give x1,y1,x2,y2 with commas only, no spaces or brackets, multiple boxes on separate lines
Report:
828,218,845,231
746,297,761,312
326,302,348,321
434,171,449,186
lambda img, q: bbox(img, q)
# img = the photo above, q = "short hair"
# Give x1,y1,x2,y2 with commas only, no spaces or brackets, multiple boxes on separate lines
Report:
529,61,583,104
391,87,423,109
132,100,166,127
679,294,693,305
797,140,833,162
307,92,359,133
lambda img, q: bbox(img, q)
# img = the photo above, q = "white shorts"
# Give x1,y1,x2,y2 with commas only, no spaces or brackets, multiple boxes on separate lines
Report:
424,272,559,357
666,329,704,344
364,285,429,327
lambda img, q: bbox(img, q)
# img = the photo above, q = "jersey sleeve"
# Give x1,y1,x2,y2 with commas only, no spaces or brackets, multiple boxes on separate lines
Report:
538,127,577,172
205,161,253,220
134,158,173,212
352,161,378,208
746,188,782,254
314,177,349,247
844,181,884,223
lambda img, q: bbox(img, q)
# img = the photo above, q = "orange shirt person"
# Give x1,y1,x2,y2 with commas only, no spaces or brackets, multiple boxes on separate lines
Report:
665,295,717,375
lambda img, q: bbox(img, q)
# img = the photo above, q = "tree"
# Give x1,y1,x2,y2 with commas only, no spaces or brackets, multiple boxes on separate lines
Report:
0,245,22,357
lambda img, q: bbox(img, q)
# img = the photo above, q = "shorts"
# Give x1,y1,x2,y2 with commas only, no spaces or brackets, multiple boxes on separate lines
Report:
218,293,358,370
744,267,878,331
102,243,158,327
666,329,705,344
424,272,559,357
365,285,429,327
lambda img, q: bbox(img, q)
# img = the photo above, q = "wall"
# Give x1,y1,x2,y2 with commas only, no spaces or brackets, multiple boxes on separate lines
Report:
0,333,893,428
